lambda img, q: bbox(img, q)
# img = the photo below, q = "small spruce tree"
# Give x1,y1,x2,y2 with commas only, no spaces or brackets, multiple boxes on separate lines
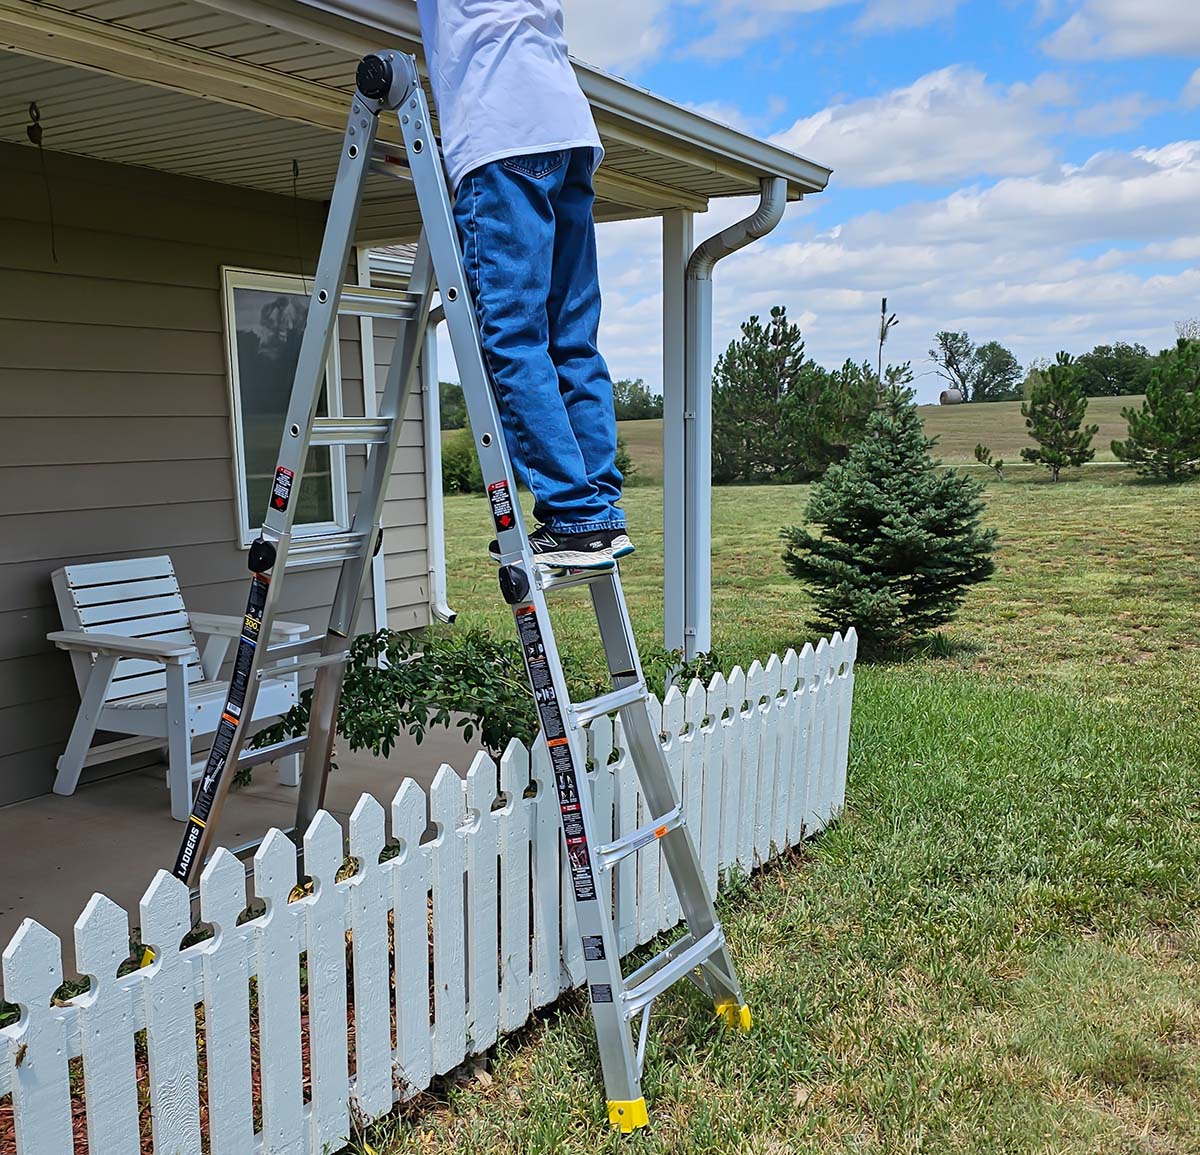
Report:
1020,352,1097,481
1111,338,1200,481
781,388,997,653
974,442,1005,480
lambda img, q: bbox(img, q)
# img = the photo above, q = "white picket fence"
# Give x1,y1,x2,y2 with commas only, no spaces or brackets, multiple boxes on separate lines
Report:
0,632,857,1154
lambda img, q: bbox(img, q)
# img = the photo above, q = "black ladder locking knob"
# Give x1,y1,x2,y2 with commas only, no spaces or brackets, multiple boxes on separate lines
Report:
356,55,393,101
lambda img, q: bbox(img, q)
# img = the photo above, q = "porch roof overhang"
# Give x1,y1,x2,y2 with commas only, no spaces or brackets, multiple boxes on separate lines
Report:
0,0,830,239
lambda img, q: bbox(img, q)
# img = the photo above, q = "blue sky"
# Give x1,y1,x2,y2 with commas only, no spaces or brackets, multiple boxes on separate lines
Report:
558,0,1200,402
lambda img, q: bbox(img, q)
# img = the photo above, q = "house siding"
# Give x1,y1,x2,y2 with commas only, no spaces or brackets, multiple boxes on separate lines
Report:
0,141,430,807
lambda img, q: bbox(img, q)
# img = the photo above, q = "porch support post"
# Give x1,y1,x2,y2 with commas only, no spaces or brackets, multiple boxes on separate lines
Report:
680,177,788,661
662,208,693,654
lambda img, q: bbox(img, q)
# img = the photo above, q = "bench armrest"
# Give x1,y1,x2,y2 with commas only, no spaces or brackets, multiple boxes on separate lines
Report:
47,630,195,663
190,612,309,640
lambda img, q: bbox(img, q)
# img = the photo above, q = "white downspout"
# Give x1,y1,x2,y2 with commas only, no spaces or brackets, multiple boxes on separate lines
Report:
680,176,788,660
422,306,456,623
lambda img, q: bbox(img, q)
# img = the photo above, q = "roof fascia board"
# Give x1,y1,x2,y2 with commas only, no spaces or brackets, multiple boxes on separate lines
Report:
203,0,832,194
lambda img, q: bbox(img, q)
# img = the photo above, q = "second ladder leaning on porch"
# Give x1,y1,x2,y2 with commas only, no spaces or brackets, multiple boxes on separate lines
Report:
171,51,752,1131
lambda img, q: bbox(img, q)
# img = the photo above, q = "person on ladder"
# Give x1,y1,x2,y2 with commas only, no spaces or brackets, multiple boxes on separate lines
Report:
417,0,633,571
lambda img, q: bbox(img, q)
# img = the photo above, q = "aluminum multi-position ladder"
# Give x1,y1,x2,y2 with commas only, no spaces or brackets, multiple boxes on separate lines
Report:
173,50,750,1131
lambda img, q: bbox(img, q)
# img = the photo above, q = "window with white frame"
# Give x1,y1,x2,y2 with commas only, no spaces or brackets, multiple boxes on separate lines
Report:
222,268,348,545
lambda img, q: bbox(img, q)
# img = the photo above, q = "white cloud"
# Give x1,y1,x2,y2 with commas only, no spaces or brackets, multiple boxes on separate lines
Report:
772,67,1072,187
1044,1,1200,59
1183,69,1200,108
562,0,670,70
855,0,961,31
584,140,1200,404
1070,93,1158,134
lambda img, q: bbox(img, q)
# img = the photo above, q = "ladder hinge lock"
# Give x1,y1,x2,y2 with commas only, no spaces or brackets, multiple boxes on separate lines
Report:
355,54,393,102
248,537,277,574
498,564,530,606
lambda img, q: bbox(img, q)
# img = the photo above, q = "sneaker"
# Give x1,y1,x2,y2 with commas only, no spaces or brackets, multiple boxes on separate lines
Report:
609,530,635,558
489,525,615,570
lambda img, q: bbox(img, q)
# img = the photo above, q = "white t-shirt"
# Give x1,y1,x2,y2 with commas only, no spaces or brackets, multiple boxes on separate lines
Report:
416,0,603,191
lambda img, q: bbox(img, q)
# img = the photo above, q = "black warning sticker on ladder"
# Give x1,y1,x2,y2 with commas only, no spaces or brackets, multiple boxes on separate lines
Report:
583,935,606,961
270,466,295,512
590,983,613,1004
487,479,515,533
516,607,565,741
173,572,270,882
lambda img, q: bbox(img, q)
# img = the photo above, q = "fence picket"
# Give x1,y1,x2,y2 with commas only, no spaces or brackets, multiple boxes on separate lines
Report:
75,894,140,1154
497,740,532,1032
719,666,744,880
199,850,254,1155
253,829,305,1154
3,920,74,1154
390,777,432,1096
0,641,856,1152
775,649,799,849
682,680,707,901
347,794,393,1120
303,810,351,1153
529,738,562,1007
659,687,685,931
700,673,726,893
464,751,501,1052
429,765,468,1075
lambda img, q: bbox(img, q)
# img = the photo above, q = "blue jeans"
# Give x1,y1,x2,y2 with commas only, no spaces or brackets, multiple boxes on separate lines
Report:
454,147,625,533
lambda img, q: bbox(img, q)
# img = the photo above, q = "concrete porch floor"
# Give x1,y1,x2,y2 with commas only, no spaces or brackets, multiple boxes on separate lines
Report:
0,725,482,988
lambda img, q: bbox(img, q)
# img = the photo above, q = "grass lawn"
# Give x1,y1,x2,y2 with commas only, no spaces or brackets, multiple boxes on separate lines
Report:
362,469,1200,1154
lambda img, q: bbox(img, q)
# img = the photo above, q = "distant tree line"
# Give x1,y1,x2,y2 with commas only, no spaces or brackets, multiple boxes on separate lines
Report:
439,376,663,431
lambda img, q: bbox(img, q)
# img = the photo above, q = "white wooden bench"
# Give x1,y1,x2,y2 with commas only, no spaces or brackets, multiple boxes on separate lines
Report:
48,555,308,820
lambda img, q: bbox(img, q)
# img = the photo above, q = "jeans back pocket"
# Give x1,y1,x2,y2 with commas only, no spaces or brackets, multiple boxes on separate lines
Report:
501,150,567,180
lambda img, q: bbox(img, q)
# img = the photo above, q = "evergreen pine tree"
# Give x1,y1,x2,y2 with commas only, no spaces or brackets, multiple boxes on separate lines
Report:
1111,338,1200,480
1020,352,1097,481
781,390,997,653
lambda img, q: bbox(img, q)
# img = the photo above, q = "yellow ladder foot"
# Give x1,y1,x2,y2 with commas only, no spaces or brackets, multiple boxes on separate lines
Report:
608,1097,650,1133
715,1001,752,1032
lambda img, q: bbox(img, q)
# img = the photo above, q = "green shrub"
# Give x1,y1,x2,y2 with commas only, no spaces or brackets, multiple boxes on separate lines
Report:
248,626,536,783
781,390,997,655
441,428,484,493
1112,338,1200,481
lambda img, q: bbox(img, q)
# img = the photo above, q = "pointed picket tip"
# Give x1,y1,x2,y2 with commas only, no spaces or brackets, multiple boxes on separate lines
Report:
3,918,63,1004
684,676,706,723
706,669,727,695
304,809,345,887
349,792,387,861
765,652,782,676
465,748,496,784
429,761,460,795
140,869,191,954
465,749,498,820
498,737,531,795
391,775,429,854
73,895,128,998
254,827,299,903
199,849,247,932
662,684,685,735
845,627,859,661
747,658,764,680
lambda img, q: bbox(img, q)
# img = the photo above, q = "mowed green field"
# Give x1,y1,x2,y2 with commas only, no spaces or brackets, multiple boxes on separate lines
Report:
363,469,1200,1155
614,395,1139,484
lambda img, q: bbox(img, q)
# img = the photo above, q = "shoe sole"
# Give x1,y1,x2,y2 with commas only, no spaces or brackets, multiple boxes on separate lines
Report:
533,550,615,570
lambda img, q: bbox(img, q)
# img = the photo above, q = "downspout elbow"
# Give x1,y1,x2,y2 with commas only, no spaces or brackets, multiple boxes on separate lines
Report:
686,176,788,281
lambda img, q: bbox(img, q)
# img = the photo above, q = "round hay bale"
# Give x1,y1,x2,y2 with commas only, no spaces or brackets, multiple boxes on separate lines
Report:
939,388,964,405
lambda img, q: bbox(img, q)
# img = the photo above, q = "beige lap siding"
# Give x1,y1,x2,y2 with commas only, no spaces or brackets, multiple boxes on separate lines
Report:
0,141,429,806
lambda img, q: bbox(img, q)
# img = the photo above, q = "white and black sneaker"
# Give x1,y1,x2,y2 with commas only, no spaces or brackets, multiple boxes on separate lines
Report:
609,531,635,558
489,525,615,570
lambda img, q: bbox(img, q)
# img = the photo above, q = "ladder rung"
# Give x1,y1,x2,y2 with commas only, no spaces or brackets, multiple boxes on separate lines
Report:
338,284,419,322
369,158,412,183
285,532,370,568
537,567,615,594
311,417,394,446
620,926,725,1019
569,681,648,725
594,805,685,872
236,735,308,770
264,635,327,662
256,651,349,682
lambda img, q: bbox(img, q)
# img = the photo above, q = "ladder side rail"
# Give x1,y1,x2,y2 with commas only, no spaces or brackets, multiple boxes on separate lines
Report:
393,73,646,1107
293,239,435,832
173,98,382,886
